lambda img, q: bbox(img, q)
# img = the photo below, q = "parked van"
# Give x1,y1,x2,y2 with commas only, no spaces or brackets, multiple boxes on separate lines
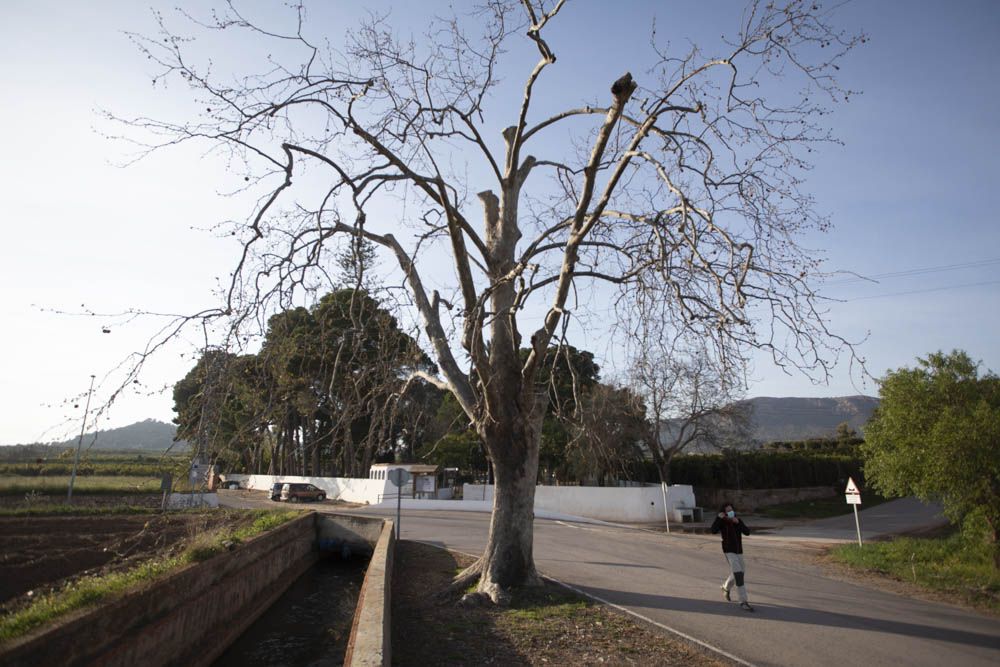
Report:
279,483,326,503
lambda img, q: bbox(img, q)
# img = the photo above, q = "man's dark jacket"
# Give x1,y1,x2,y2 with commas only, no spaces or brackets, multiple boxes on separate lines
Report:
710,516,751,554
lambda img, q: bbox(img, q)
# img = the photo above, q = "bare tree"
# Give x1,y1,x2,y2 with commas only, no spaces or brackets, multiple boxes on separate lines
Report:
564,382,647,486
626,331,750,484
116,0,862,602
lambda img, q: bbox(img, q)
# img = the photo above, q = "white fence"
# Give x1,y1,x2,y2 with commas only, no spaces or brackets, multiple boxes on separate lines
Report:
462,483,697,523
166,492,219,509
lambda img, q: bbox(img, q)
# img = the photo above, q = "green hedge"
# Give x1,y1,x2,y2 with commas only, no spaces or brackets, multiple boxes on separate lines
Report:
761,437,863,453
661,451,865,490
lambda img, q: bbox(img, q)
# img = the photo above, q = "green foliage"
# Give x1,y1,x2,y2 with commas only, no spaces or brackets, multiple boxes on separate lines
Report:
235,510,300,540
415,432,484,471
522,345,602,480
0,476,164,496
562,383,647,486
762,436,863,453
0,451,189,475
830,529,1000,611
173,288,435,477
0,462,184,477
665,450,865,490
862,350,1000,566
416,344,622,483
181,510,299,562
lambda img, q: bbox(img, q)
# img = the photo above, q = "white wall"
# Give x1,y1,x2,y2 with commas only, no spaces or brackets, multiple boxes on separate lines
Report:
462,483,697,523
167,492,219,509
241,474,391,505
223,472,698,521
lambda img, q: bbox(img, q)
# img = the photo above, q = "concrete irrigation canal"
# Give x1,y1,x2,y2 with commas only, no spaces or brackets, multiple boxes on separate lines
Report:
0,512,394,667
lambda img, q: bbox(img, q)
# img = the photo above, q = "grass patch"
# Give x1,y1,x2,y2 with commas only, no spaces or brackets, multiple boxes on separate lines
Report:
234,510,300,539
505,590,590,622
830,529,1000,611
180,510,300,562
0,476,162,496
0,474,216,498
758,492,889,519
0,509,299,645
0,556,182,643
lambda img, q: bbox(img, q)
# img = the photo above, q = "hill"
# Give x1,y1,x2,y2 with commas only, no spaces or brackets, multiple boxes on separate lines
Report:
743,395,879,443
1,419,188,456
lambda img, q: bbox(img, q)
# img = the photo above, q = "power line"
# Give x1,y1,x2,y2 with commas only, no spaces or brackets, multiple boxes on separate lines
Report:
845,279,1000,302
824,257,1000,287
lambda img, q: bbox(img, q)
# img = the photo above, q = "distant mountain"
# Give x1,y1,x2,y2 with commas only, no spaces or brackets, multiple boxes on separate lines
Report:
660,395,879,453
742,395,879,443
3,419,189,453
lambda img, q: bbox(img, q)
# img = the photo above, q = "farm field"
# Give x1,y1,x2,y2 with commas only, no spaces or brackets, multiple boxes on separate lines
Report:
0,476,162,498
0,505,299,646
0,512,241,610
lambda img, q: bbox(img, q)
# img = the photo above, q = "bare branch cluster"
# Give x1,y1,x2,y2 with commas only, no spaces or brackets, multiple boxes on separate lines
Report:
107,0,865,598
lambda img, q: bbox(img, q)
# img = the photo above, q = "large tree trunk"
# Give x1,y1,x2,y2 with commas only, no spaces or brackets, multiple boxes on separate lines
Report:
472,410,544,603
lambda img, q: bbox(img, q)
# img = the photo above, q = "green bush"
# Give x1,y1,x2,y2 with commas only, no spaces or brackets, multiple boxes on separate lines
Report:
830,528,1000,611
664,450,865,490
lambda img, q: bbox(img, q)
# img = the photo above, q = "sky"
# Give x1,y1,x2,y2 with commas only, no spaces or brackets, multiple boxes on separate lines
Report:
1,0,998,445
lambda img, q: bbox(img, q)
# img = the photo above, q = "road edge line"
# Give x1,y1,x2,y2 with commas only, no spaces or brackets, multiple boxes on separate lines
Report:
410,540,757,667
544,575,758,667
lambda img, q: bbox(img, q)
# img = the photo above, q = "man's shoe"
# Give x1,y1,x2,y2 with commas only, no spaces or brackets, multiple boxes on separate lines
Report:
740,601,755,612
721,586,731,602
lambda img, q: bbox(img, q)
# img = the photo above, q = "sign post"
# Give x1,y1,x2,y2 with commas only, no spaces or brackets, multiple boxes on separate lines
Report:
660,482,671,534
845,476,863,547
387,468,411,539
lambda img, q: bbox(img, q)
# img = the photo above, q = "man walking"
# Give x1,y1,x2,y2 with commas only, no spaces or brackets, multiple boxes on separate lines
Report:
711,502,754,612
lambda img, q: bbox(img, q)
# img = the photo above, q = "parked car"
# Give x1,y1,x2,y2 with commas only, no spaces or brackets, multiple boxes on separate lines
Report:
270,483,283,501
280,483,326,503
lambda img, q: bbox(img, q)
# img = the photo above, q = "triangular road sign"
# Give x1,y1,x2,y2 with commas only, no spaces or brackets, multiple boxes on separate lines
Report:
845,477,860,495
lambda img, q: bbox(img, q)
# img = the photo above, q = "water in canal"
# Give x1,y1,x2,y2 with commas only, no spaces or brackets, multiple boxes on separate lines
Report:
213,556,367,667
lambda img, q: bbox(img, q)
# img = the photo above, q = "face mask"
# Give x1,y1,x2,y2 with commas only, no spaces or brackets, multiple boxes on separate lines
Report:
726,510,735,519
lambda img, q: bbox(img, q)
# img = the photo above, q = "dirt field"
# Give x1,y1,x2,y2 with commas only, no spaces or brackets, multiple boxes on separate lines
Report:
0,493,164,510
0,509,252,615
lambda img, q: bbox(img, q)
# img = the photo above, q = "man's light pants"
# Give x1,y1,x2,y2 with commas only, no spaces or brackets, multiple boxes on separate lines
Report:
723,552,748,603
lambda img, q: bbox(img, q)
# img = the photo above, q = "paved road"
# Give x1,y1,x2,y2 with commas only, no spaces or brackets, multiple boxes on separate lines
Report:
752,497,949,543
221,493,1000,666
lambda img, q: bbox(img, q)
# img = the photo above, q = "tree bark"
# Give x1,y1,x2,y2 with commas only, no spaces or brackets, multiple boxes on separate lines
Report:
474,408,545,603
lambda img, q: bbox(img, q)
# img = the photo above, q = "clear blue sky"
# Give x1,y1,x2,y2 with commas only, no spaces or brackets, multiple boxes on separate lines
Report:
1,1,998,444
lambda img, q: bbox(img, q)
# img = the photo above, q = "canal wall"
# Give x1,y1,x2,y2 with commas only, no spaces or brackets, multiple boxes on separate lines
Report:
344,519,395,667
0,512,394,667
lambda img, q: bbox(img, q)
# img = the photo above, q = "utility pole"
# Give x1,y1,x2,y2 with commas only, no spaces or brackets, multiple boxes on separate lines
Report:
67,375,96,504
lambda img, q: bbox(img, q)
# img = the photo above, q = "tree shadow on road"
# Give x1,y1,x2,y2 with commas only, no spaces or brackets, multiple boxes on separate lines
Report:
578,585,1000,650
